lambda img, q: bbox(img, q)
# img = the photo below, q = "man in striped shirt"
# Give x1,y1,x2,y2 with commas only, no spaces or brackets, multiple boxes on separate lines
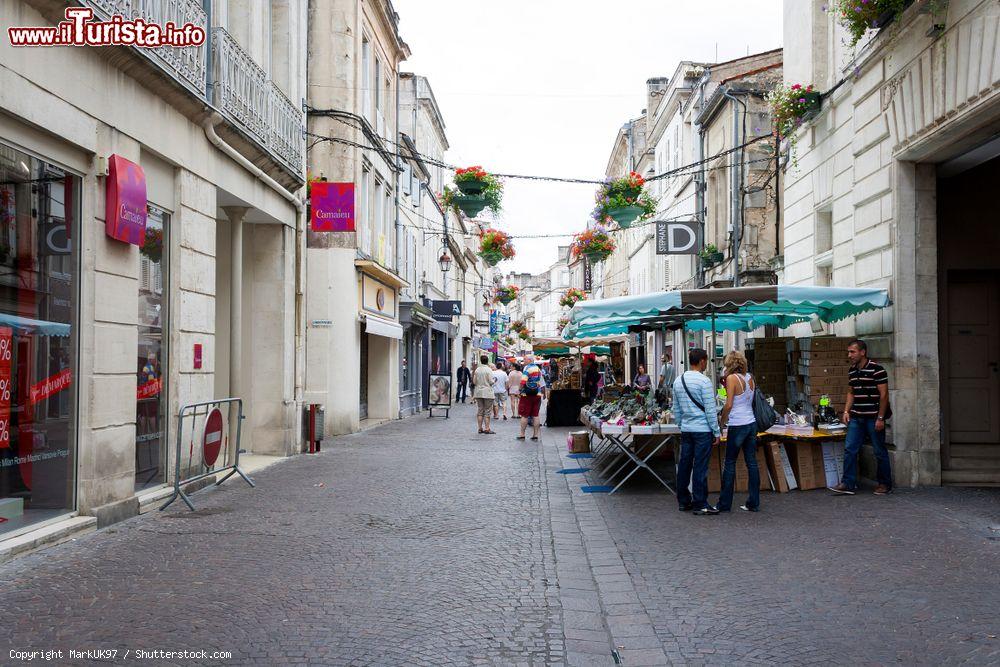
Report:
672,348,722,515
830,339,893,495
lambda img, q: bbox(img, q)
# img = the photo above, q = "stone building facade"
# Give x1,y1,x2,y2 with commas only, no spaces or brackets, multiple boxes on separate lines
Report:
0,0,306,546
781,0,1000,485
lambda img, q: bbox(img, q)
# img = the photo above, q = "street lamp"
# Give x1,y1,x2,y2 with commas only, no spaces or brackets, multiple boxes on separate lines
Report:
438,249,453,273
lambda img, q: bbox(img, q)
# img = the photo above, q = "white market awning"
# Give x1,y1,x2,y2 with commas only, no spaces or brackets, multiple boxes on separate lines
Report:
361,314,404,340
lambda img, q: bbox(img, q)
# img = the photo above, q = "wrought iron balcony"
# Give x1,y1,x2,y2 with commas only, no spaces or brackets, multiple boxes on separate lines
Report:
212,27,303,175
85,0,208,95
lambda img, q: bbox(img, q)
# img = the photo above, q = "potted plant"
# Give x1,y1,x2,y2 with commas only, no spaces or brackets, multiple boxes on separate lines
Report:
830,0,910,46
479,228,515,266
559,288,587,309
592,171,658,229
451,166,504,218
518,330,531,342
571,226,617,264
494,284,519,305
557,316,570,333
699,243,724,267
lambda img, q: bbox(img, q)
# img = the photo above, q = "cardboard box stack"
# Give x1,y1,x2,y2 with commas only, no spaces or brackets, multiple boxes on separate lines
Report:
747,337,792,413
796,337,852,415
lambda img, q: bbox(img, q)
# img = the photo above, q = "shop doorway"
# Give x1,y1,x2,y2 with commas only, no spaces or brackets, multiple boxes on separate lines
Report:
359,333,369,420
938,155,1000,483
135,206,168,490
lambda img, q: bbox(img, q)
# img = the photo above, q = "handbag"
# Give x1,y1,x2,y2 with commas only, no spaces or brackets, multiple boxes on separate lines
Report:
747,375,778,431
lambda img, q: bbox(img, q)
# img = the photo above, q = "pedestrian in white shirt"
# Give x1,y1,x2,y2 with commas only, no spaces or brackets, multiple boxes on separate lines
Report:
491,363,510,420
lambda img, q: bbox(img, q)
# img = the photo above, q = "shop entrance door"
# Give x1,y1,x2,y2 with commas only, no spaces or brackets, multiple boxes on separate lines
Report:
359,333,369,420
944,273,1000,446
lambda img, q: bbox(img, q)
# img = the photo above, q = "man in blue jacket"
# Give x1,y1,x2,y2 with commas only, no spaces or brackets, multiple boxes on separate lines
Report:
672,348,722,515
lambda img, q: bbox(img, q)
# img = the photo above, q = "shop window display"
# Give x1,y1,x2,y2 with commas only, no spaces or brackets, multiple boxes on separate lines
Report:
0,143,79,535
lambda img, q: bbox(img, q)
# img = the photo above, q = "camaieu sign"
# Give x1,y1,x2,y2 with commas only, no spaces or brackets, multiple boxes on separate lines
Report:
105,154,147,245
311,181,355,232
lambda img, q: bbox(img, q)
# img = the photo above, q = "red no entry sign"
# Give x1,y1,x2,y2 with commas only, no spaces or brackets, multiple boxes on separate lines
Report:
203,407,224,467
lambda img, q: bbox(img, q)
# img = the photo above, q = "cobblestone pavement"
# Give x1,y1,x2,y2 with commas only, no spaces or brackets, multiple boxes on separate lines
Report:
1,406,998,666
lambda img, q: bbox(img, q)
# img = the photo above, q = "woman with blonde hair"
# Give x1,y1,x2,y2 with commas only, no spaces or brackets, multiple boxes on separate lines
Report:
718,350,760,512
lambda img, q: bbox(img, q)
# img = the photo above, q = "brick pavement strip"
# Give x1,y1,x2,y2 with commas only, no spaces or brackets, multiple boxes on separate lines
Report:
0,406,998,666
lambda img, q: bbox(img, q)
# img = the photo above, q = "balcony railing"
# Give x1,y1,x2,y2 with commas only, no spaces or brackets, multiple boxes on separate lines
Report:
85,0,208,95
212,28,303,175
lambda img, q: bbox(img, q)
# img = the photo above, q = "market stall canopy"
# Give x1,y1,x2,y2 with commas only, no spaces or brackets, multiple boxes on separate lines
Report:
564,286,891,338
532,335,629,353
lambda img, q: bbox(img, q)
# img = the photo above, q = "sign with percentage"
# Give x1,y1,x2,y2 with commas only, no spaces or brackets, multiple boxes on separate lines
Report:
0,327,10,449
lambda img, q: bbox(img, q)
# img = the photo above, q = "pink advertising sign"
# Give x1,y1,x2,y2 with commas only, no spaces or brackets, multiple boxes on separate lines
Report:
310,182,355,232
105,154,147,245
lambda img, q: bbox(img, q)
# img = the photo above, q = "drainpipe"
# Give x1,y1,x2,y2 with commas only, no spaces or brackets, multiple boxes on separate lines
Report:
694,72,708,289
722,90,747,288
394,72,402,275
202,111,306,415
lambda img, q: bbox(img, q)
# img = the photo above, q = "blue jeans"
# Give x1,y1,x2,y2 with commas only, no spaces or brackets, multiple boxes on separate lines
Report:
676,431,714,510
717,424,760,511
843,416,893,490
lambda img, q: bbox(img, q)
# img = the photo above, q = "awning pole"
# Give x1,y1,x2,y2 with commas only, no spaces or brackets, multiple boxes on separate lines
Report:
711,312,718,392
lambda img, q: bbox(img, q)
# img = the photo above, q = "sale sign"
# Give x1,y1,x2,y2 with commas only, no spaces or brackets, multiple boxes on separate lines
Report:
136,378,162,400
105,154,147,244
0,326,11,449
310,182,355,232
29,368,72,406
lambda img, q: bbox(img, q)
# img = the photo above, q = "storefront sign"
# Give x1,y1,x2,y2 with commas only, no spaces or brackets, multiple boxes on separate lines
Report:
203,407,224,467
193,343,202,369
655,220,700,255
489,310,499,336
584,258,593,291
28,368,72,406
105,154,147,245
136,378,162,400
310,182,355,232
0,327,10,448
432,300,462,321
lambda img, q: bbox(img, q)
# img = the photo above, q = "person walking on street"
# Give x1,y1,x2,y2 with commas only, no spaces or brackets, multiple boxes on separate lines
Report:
517,356,546,441
717,351,760,512
829,339,893,495
456,360,471,403
507,363,523,418
584,357,600,404
473,355,496,434
491,362,510,420
672,348,722,515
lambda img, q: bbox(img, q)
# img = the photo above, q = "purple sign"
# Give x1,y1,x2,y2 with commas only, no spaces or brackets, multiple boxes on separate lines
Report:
311,182,355,232
105,154,147,245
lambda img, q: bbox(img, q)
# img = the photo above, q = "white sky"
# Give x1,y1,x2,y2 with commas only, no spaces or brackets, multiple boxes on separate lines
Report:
393,0,783,274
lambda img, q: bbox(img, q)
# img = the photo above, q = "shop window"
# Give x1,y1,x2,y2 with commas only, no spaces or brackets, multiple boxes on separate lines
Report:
0,144,79,535
135,206,167,490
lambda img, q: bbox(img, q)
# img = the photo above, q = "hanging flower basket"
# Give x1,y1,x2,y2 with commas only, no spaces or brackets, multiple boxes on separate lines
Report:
606,205,646,229
518,330,531,341
453,166,504,215
141,227,163,264
829,0,910,46
559,288,587,309
557,317,570,333
494,285,519,305
454,194,489,218
572,226,616,264
769,84,821,139
479,228,515,266
593,172,657,229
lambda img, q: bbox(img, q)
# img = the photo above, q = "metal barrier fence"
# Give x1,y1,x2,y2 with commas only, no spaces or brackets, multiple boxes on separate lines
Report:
159,397,254,511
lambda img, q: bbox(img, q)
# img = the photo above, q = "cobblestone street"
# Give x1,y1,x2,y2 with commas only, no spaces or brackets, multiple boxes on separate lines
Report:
2,404,999,666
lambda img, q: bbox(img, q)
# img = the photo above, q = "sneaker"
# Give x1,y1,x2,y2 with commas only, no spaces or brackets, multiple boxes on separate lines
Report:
692,506,720,516
828,483,855,495
739,505,759,512
873,485,893,495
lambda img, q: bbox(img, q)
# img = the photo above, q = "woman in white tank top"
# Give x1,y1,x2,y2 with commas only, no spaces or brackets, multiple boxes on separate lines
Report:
718,350,761,512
